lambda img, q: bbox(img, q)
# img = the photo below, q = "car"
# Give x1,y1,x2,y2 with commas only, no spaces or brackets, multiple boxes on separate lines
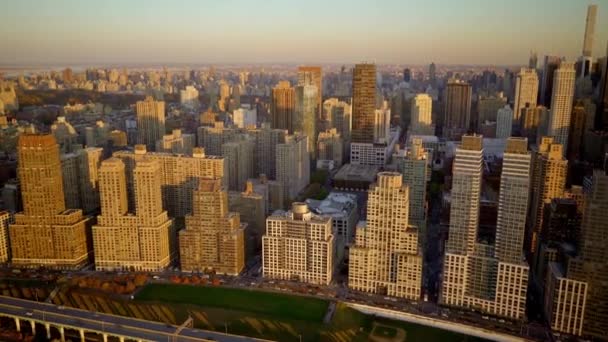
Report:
58,306,65,310
25,312,33,316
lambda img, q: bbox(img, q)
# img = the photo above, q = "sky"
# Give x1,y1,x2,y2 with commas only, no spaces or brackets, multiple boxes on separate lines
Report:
0,0,607,66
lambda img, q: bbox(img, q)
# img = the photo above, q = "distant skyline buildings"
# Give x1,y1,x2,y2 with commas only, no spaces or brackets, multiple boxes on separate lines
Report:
1,1,607,65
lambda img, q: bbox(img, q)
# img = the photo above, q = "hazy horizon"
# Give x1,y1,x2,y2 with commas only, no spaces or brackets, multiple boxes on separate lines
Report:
1,0,607,66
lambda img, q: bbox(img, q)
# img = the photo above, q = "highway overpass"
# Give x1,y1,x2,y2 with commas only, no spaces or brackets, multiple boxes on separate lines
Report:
0,295,271,342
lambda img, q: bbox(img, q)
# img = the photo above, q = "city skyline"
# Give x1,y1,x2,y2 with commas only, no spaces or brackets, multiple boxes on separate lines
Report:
1,0,607,66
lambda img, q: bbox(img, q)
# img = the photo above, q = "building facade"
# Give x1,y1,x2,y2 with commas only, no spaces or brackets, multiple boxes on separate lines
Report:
93,158,173,271
114,146,225,218
9,135,90,269
349,172,422,299
352,64,377,144
136,96,166,151
180,178,245,275
263,202,334,285
548,62,576,154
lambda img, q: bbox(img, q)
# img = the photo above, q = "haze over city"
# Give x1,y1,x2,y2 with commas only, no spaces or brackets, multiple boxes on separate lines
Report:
1,0,608,65
1,1,608,342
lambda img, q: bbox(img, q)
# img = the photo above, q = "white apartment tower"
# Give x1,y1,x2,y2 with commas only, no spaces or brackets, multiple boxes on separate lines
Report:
548,62,576,155
263,202,334,285
441,136,530,320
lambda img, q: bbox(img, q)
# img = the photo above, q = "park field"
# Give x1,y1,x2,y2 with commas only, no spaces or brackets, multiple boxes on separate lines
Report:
132,283,489,342
136,284,329,322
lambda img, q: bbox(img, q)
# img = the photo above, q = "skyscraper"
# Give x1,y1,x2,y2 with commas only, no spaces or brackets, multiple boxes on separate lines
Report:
441,136,530,319
513,68,539,124
394,138,428,226
528,137,567,255
249,123,288,179
351,63,377,144
548,62,576,155
443,80,472,139
529,51,538,70
540,56,562,106
113,146,226,218
92,158,173,271
403,68,412,83
180,178,245,275
276,135,310,200
297,66,322,120
294,84,318,158
317,128,343,167
222,138,255,191
136,96,166,151
582,5,597,57
429,62,437,83
410,93,433,135
349,172,422,299
9,134,90,269
496,105,513,138
263,202,334,285
271,81,295,131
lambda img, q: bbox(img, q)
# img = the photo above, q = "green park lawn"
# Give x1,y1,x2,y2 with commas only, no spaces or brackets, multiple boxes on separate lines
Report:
136,284,329,322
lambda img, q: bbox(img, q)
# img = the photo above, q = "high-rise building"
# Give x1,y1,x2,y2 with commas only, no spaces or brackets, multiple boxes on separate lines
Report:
477,92,507,124
410,93,433,135
496,105,513,139
197,121,240,156
349,172,422,299
352,64,377,144
529,51,538,70
9,135,90,269
263,202,334,285
248,123,288,179
114,146,225,218
513,68,539,124
441,136,530,319
520,105,547,144
180,85,200,108
222,138,255,191
540,56,562,106
394,138,428,226
429,63,437,83
228,181,265,258
136,96,166,151
156,129,195,155
403,68,412,83
276,135,310,200
528,137,567,255
271,81,295,131
294,84,318,158
317,128,343,168
325,98,352,158
51,116,79,153
444,80,472,139
232,105,257,129
218,80,231,112
599,45,608,129
0,211,10,263
567,169,608,338
297,66,322,120
495,138,531,263
568,101,587,160
76,147,104,213
373,105,391,144
582,5,597,57
92,158,173,271
548,62,576,155
180,178,245,275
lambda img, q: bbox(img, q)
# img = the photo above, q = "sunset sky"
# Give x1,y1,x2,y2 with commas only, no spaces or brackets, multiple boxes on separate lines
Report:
1,0,607,65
